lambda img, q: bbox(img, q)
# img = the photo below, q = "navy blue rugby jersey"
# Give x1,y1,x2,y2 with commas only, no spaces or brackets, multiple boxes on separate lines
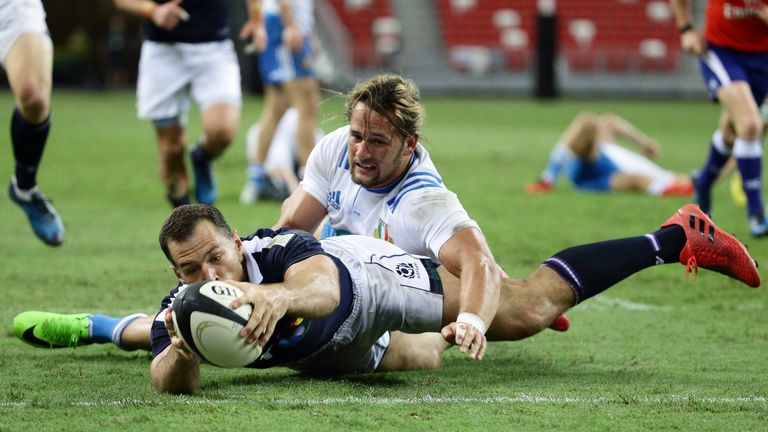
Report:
144,0,230,43
150,228,354,367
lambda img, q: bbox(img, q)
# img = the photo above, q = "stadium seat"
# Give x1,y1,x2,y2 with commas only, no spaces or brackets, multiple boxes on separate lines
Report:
327,0,394,67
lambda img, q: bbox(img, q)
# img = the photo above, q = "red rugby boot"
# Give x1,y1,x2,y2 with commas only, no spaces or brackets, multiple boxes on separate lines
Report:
661,204,760,288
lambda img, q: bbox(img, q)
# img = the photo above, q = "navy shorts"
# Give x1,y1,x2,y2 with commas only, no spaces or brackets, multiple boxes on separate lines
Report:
700,43,768,105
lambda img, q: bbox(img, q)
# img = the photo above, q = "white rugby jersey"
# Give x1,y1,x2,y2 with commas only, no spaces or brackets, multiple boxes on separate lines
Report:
301,125,479,263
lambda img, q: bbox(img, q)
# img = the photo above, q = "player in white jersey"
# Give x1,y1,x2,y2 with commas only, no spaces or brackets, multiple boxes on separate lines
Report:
114,0,242,207
239,108,324,204
144,204,758,394
525,112,693,197
301,125,477,260
1,0,65,246
240,0,319,203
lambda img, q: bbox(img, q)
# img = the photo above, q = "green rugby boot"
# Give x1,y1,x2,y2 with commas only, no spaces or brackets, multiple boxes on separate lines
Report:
13,311,92,348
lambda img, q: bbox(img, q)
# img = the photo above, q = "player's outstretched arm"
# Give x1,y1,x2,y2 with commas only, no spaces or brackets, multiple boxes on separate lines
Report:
274,186,328,232
438,227,501,361
151,308,200,395
229,254,340,347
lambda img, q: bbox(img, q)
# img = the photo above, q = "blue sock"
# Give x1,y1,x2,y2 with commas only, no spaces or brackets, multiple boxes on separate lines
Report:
248,163,266,192
541,143,574,184
89,314,122,343
733,137,764,219
11,107,51,190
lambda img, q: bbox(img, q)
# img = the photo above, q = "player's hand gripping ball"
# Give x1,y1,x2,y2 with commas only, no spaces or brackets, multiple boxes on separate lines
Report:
172,280,262,367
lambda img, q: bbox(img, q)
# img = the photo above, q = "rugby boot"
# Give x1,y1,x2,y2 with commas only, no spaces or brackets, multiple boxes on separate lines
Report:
661,204,760,287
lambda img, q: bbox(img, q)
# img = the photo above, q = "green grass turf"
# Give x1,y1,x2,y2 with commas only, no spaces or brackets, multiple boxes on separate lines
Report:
0,91,766,431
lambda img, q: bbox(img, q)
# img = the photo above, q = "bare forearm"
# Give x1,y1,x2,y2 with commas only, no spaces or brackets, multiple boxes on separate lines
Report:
246,0,263,22
283,255,340,318
458,256,500,328
114,0,157,18
151,347,200,395
668,0,692,27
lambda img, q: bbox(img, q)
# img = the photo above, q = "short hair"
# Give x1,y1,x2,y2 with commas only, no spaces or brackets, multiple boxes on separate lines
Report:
158,204,233,266
345,73,424,140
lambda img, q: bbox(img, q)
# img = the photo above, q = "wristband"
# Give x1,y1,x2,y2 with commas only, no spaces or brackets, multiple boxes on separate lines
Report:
456,312,487,335
678,23,694,34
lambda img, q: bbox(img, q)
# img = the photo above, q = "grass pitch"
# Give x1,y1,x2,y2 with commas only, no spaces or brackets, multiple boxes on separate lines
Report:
0,91,766,431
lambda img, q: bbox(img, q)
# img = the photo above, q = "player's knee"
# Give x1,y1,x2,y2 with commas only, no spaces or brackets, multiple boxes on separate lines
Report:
16,85,49,123
204,125,236,149
734,115,763,140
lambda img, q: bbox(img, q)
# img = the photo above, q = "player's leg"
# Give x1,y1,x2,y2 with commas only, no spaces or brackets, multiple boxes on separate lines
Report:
188,40,242,206
439,205,759,342
5,32,64,246
155,123,191,207
526,112,596,194
189,101,239,205
283,76,319,170
13,311,151,350
597,113,658,156
717,82,767,236
245,85,290,202
694,113,733,215
378,331,447,371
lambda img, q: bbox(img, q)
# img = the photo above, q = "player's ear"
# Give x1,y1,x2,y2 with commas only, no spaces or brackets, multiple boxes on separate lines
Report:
232,230,244,256
172,265,184,282
403,134,418,155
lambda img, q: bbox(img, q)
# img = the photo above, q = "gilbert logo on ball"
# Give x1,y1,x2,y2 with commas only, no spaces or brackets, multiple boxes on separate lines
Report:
172,280,262,368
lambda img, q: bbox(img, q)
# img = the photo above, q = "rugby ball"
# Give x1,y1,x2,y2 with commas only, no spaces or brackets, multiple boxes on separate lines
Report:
171,280,262,368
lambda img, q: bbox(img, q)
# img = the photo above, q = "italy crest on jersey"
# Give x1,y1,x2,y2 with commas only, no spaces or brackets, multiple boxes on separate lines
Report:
374,219,394,243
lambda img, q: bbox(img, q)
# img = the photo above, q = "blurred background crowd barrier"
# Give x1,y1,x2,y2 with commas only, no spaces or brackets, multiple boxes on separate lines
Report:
3,0,707,98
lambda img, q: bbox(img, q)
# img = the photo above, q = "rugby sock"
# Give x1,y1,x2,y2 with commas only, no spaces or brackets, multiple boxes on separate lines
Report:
11,107,51,190
542,226,686,304
695,130,731,213
248,162,267,192
89,314,122,343
190,142,214,164
540,143,574,184
733,137,764,219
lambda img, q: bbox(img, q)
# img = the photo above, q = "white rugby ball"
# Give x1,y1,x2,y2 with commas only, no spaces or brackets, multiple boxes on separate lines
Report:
172,280,262,368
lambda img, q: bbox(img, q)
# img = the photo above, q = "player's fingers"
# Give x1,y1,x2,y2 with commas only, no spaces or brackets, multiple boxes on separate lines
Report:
164,308,176,334
468,333,485,360
258,314,279,347
240,299,266,341
455,322,467,347
458,324,476,353
440,325,456,344
476,336,487,361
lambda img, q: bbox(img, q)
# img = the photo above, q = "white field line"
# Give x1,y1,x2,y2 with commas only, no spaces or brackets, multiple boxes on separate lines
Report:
580,296,764,312
1,394,766,408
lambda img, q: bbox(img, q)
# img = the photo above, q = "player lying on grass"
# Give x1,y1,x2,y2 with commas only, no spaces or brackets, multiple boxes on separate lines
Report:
147,204,758,394
14,73,575,353
526,112,694,197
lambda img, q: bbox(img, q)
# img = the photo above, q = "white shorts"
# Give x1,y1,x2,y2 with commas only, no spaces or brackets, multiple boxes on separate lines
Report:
0,0,49,65
288,236,444,374
136,39,242,123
